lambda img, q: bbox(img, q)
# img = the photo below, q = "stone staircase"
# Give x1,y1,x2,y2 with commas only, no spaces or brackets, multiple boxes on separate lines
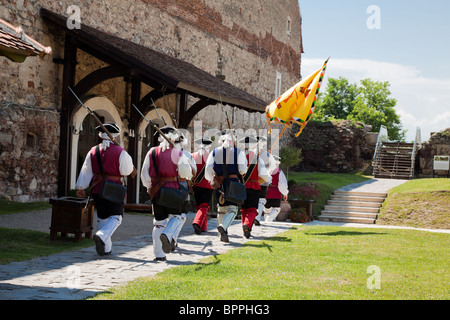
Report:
318,190,387,224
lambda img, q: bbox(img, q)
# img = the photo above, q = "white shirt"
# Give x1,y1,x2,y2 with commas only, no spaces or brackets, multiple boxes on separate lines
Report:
75,145,134,190
255,156,271,184
140,147,193,188
177,146,197,178
276,169,289,196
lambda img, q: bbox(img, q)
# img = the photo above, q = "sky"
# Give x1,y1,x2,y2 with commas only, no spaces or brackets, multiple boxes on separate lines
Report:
299,0,450,142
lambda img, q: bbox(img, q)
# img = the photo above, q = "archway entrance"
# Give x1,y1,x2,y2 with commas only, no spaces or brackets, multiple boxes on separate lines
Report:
70,96,124,190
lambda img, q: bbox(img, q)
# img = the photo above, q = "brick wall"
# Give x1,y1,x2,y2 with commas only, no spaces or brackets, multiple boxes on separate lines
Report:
0,103,60,201
0,0,302,200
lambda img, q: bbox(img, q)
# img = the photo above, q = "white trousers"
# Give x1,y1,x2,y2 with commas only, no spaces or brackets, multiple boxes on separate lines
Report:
256,198,267,222
96,215,122,253
164,213,186,246
217,205,238,231
263,207,281,223
153,213,186,258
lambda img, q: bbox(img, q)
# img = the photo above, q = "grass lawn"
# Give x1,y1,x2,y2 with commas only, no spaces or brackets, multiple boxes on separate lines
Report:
93,225,449,300
0,226,93,265
0,199,51,215
378,178,450,229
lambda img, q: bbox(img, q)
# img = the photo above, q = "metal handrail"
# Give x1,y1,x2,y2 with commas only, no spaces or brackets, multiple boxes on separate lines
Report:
411,127,421,161
373,125,389,160
409,127,421,179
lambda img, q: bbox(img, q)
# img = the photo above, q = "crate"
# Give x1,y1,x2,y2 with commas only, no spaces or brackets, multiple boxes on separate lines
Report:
290,199,316,221
49,197,94,242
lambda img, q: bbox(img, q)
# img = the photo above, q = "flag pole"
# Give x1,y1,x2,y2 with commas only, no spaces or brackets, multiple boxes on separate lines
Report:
269,123,289,154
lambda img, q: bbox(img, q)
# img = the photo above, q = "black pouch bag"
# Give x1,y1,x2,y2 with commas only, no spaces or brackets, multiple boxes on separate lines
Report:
222,148,246,205
95,146,127,204
152,148,189,209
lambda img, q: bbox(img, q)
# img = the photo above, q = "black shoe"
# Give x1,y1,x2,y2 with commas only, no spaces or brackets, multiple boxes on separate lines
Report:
154,257,167,262
243,224,251,239
254,219,261,226
193,223,202,235
218,226,229,243
160,233,171,254
171,239,176,252
93,235,105,256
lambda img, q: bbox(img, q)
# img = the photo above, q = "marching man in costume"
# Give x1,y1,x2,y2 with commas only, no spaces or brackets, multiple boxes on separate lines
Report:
76,122,135,256
171,132,197,250
239,135,271,238
205,129,248,243
141,126,193,261
263,155,289,222
191,137,214,234
254,136,276,225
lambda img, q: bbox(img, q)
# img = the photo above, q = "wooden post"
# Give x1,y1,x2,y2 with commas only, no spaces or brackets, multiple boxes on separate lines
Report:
58,34,77,197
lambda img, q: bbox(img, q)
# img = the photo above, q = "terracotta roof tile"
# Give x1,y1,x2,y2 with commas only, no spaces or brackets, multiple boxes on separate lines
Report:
0,18,52,62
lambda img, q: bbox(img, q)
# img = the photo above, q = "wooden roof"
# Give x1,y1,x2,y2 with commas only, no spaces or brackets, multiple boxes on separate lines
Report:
40,8,267,112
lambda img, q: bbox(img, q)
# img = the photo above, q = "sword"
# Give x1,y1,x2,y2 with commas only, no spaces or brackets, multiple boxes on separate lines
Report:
68,86,137,178
163,94,178,129
68,86,118,145
150,98,167,126
225,111,236,147
132,104,175,148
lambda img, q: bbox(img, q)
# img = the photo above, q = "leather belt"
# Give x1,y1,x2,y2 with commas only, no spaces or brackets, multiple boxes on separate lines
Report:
153,177,178,182
94,174,122,180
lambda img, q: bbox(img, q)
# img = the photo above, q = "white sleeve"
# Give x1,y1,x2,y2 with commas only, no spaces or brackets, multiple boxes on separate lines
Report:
184,151,197,176
237,149,248,175
75,153,93,190
178,153,194,180
257,157,271,183
140,150,152,188
278,170,289,196
204,151,216,183
267,153,278,175
119,150,134,176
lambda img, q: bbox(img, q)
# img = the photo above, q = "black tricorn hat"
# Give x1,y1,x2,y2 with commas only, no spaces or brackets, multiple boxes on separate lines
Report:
154,126,176,139
256,135,267,142
238,135,258,144
194,137,213,145
95,122,121,134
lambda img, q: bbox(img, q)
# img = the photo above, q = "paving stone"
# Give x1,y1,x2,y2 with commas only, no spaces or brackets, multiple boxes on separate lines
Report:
0,217,292,300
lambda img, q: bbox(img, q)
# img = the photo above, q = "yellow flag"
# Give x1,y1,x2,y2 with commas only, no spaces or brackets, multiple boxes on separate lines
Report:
266,59,328,136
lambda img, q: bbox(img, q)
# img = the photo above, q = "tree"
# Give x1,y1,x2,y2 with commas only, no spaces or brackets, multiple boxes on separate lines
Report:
279,146,303,180
316,77,406,141
315,77,358,120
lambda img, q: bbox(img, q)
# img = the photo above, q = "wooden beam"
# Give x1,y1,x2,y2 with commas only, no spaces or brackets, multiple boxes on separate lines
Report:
57,34,77,196
179,96,213,129
126,78,141,204
72,65,130,100
136,89,176,116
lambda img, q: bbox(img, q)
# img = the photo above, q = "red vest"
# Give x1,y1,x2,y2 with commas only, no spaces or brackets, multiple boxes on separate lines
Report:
267,168,282,199
90,143,124,194
192,150,213,189
148,146,182,189
244,151,260,190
